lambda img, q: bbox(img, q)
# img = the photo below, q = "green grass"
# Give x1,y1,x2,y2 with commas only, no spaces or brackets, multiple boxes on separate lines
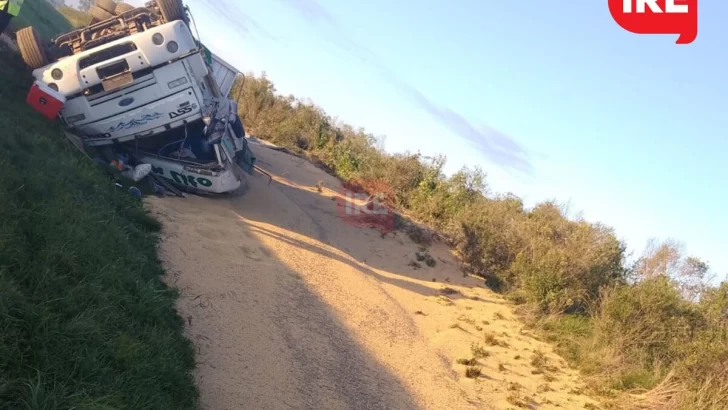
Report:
537,314,594,364
8,0,73,40
0,46,197,409
57,6,93,29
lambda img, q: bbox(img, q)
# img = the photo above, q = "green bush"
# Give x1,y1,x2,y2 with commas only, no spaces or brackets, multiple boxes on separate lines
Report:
597,277,702,365
540,277,728,407
591,278,700,389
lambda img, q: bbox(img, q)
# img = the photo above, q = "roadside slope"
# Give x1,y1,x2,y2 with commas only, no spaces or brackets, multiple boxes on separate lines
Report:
0,47,197,408
150,144,601,409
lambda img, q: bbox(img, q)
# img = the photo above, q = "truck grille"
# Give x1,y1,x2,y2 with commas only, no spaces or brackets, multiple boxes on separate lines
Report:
88,71,157,107
79,42,137,69
97,60,130,79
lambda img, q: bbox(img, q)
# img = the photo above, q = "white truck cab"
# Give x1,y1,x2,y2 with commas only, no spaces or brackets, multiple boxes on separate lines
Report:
33,21,208,146
41,21,210,146
19,0,256,195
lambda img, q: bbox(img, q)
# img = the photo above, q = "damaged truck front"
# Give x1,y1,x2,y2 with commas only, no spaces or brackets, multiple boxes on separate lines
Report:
18,0,255,195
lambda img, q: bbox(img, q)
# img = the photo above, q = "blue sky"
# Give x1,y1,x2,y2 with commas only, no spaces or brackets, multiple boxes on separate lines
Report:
92,0,727,275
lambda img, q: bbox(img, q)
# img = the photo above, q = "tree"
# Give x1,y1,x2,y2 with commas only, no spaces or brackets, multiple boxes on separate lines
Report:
677,256,710,301
633,238,683,280
633,238,712,301
77,0,92,12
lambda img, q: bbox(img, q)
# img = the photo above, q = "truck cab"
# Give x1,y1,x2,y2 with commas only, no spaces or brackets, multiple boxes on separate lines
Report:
41,20,210,146
19,0,256,195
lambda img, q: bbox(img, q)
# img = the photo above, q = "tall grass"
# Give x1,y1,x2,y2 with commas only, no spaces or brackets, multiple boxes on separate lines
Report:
235,73,728,408
9,0,73,40
57,6,93,29
0,44,197,409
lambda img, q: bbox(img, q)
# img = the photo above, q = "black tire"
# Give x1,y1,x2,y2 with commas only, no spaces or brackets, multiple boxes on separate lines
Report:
17,27,49,70
89,5,114,21
95,0,117,14
157,0,187,22
115,2,135,14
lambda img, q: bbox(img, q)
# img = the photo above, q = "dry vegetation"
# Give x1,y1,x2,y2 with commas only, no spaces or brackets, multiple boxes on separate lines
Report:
456,358,478,366
235,74,728,408
464,366,482,379
470,342,490,359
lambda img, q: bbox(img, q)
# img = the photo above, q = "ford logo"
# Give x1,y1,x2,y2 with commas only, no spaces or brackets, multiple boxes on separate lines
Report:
119,98,134,107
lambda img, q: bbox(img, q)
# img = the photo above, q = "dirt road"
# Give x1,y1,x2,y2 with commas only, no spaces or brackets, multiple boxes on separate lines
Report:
148,144,600,410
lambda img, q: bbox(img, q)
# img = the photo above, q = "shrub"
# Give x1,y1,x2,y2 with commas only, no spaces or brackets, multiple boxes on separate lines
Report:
470,343,490,359
465,366,482,379
596,277,704,371
456,358,478,366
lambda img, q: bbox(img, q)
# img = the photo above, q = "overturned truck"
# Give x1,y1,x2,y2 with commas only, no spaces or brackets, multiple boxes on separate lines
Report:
18,0,256,194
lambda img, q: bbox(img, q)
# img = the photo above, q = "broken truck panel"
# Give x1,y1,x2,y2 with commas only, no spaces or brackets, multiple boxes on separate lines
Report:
210,52,240,99
137,151,242,194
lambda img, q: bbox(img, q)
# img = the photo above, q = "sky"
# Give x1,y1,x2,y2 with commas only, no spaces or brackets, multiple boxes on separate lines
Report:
77,0,727,275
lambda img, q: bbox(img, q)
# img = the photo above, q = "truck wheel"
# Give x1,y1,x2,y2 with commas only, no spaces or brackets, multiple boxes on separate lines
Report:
89,5,114,21
157,0,187,23
17,27,50,70
115,2,135,14
95,0,118,14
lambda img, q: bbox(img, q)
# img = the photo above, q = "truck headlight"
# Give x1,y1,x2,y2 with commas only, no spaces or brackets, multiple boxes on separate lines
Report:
167,41,179,53
152,33,164,45
51,68,63,80
167,77,188,89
